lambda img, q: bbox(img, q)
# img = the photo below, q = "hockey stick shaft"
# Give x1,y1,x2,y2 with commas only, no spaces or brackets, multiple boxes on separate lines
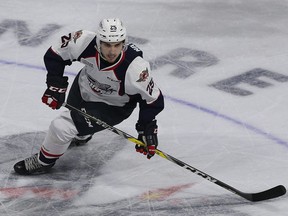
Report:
63,102,286,201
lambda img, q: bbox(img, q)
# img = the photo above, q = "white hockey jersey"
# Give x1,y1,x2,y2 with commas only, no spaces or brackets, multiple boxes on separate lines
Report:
44,30,164,123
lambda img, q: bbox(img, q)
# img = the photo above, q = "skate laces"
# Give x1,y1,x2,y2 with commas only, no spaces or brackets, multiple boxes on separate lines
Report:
24,154,43,171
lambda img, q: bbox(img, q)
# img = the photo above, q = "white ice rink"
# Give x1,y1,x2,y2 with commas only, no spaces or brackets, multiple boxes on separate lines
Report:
1,0,288,215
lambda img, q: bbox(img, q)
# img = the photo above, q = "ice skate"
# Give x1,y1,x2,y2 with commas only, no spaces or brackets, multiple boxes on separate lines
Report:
14,154,55,175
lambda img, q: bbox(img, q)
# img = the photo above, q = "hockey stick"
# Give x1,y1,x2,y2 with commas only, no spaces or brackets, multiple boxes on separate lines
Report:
63,102,286,202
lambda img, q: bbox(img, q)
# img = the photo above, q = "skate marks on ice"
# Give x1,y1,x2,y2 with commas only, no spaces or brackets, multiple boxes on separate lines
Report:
0,132,279,216
0,131,127,216
62,194,253,216
0,131,126,180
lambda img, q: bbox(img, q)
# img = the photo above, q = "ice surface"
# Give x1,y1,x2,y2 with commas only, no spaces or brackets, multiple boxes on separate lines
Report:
0,0,288,215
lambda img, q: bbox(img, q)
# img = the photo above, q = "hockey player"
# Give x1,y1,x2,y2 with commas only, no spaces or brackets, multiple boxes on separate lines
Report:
14,18,164,175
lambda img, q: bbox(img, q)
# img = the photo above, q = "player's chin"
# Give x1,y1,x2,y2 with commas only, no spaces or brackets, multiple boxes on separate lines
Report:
105,55,117,62
106,59,116,64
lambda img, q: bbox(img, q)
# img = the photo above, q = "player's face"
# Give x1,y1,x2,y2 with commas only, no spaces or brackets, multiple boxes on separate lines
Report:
100,41,124,63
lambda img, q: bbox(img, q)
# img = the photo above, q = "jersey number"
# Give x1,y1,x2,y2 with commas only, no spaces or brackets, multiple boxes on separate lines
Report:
61,33,72,48
146,79,154,95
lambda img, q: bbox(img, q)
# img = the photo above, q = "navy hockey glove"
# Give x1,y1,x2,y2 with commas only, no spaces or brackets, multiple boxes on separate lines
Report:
135,120,158,159
42,76,68,110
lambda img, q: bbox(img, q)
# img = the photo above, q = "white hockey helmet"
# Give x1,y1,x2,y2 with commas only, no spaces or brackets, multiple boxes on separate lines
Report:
96,18,127,51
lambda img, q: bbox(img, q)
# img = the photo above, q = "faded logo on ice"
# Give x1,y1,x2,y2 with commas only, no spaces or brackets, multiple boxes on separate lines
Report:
0,19,61,46
210,68,288,96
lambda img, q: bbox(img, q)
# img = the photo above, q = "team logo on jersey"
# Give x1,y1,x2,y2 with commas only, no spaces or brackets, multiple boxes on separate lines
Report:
136,68,149,82
87,75,116,94
107,76,121,83
73,30,83,43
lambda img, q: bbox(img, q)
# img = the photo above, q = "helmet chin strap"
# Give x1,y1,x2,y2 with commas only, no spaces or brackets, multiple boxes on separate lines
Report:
94,45,107,61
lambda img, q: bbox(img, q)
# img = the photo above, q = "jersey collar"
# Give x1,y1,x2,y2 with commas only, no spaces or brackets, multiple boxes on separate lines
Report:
96,51,125,71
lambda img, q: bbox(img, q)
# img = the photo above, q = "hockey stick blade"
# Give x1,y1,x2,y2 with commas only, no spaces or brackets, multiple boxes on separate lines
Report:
159,151,286,202
63,103,287,202
241,185,286,202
